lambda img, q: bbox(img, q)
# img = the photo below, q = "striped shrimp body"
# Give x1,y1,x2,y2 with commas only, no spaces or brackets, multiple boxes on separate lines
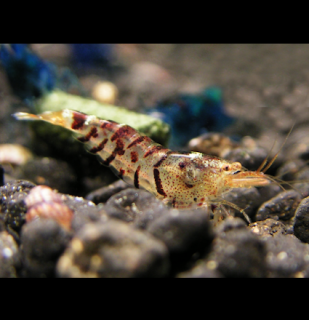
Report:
14,109,272,214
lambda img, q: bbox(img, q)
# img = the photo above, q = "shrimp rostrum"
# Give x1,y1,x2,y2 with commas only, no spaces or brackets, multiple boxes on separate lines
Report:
14,109,275,219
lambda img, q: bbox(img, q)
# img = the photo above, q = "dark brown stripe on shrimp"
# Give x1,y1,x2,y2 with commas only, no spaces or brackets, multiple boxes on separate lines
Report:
101,153,116,166
100,121,118,132
144,145,164,158
72,112,87,130
130,151,138,163
89,138,108,153
111,125,137,142
153,168,166,197
134,166,141,188
101,139,125,166
115,139,125,156
127,136,152,149
154,154,168,168
77,127,98,142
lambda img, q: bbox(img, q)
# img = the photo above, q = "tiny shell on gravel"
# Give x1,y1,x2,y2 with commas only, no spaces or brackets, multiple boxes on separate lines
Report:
25,185,63,207
24,186,73,231
0,144,33,166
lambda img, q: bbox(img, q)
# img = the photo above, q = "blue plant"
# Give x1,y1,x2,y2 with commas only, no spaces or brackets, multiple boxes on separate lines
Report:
70,44,114,68
147,86,234,148
0,44,56,102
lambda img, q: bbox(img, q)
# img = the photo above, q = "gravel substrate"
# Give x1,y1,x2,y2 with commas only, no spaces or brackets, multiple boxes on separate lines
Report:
1,173,309,278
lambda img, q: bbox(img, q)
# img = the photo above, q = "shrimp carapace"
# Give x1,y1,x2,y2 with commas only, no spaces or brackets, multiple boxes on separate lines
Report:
13,109,272,211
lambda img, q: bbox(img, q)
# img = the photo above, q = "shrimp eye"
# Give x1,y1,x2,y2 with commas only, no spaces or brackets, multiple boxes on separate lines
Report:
179,162,186,169
223,165,231,171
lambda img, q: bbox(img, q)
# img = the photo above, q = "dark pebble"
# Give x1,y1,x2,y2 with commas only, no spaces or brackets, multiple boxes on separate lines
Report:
0,180,36,199
0,165,4,187
256,190,302,221
188,132,239,158
104,188,169,229
20,219,71,278
85,179,130,204
257,184,282,206
177,260,222,278
215,216,247,233
222,184,282,223
293,196,309,243
206,217,267,277
276,159,306,182
57,220,170,278
62,194,100,212
14,157,76,194
70,202,109,233
0,180,36,241
264,234,309,277
250,218,288,238
294,167,309,198
147,208,214,273
0,216,5,232
0,231,20,278
224,146,269,172
284,131,309,161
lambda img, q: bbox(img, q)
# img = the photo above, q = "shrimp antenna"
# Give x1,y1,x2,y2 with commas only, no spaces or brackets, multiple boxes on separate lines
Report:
256,138,277,173
269,175,306,196
262,124,295,174
264,175,286,192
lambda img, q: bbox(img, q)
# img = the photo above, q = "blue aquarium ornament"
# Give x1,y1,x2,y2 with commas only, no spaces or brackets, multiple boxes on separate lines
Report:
70,44,114,68
0,44,85,104
0,44,56,102
146,86,234,148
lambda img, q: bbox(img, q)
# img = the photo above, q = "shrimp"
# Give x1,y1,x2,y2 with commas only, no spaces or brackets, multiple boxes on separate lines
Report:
13,109,274,219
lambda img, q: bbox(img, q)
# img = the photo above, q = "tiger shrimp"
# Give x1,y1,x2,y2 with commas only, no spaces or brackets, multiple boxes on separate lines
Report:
14,109,276,221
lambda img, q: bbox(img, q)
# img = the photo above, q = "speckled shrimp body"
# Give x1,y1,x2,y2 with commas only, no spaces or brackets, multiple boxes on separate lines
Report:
14,109,271,212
